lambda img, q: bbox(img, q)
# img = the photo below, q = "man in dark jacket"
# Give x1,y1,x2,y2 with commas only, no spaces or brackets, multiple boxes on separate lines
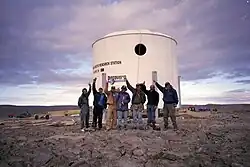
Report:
78,83,91,131
116,85,131,130
92,78,107,130
153,81,178,130
140,83,159,129
125,78,146,129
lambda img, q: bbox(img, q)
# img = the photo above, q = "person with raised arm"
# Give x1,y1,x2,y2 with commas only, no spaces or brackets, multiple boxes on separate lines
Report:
140,83,159,130
116,85,131,130
78,83,91,132
104,81,119,131
125,78,146,129
92,78,107,130
153,80,178,130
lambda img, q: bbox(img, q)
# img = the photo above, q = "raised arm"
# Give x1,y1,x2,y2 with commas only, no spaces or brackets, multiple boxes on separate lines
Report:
140,83,149,95
125,79,136,93
104,82,110,95
154,81,164,93
92,78,97,94
87,83,91,97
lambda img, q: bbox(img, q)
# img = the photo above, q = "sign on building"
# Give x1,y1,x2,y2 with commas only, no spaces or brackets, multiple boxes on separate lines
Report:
107,75,127,85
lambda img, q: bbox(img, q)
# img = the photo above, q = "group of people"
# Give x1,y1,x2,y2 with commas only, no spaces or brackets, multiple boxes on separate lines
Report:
78,77,179,132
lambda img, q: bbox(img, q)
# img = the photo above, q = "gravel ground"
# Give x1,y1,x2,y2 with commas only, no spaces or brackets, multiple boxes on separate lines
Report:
0,110,250,167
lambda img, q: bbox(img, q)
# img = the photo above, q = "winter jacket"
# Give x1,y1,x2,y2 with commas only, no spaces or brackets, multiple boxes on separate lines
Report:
140,84,159,106
78,87,91,108
126,80,146,105
155,82,178,104
92,81,107,109
116,91,131,111
104,82,119,107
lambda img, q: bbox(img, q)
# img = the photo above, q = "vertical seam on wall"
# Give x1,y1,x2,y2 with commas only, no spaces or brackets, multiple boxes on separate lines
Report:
171,40,174,84
136,30,142,83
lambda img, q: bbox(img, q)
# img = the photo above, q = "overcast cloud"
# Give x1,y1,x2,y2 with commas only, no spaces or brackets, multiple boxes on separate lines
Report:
0,0,250,105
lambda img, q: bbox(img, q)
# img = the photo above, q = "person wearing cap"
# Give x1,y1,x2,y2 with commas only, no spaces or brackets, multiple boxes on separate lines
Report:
92,78,107,130
153,80,179,130
125,78,146,129
140,83,159,130
104,81,119,131
78,83,91,132
116,85,131,130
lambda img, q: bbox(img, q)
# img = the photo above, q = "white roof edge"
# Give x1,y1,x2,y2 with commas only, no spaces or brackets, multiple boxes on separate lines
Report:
104,29,171,38
92,29,177,47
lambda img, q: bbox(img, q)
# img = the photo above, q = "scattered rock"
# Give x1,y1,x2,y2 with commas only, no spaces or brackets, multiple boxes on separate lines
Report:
119,146,126,157
232,115,239,119
69,161,74,166
1,109,250,167
68,148,81,155
34,139,43,142
132,148,145,157
0,162,10,167
48,119,76,127
17,136,27,141
33,152,53,165
196,147,203,153
151,151,183,161
9,126,22,129
8,161,26,167
61,119,76,126
70,159,90,167
231,162,244,167
48,121,63,127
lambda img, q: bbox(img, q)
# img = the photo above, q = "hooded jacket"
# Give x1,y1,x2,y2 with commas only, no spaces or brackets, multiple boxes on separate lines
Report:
92,81,107,109
155,82,178,104
116,91,131,111
78,87,91,108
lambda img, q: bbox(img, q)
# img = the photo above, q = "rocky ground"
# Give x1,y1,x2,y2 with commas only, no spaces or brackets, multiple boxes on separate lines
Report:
0,110,250,167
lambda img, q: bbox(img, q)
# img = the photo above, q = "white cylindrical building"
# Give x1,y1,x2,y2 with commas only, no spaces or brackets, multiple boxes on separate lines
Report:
92,29,179,108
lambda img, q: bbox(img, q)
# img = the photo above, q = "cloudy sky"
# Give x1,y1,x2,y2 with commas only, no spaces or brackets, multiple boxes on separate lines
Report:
0,0,250,106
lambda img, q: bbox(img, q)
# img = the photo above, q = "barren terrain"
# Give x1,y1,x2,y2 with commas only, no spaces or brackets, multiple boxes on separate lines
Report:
0,109,250,167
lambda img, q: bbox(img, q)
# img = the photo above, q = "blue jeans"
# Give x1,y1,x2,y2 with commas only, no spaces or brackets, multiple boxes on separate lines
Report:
147,105,156,124
117,110,128,127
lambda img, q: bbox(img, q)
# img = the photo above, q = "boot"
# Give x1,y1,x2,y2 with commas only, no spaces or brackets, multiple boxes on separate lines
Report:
117,125,122,130
152,122,156,130
173,122,178,131
81,121,84,129
173,125,178,131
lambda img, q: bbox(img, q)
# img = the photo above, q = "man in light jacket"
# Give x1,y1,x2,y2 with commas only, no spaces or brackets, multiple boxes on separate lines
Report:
104,81,119,131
